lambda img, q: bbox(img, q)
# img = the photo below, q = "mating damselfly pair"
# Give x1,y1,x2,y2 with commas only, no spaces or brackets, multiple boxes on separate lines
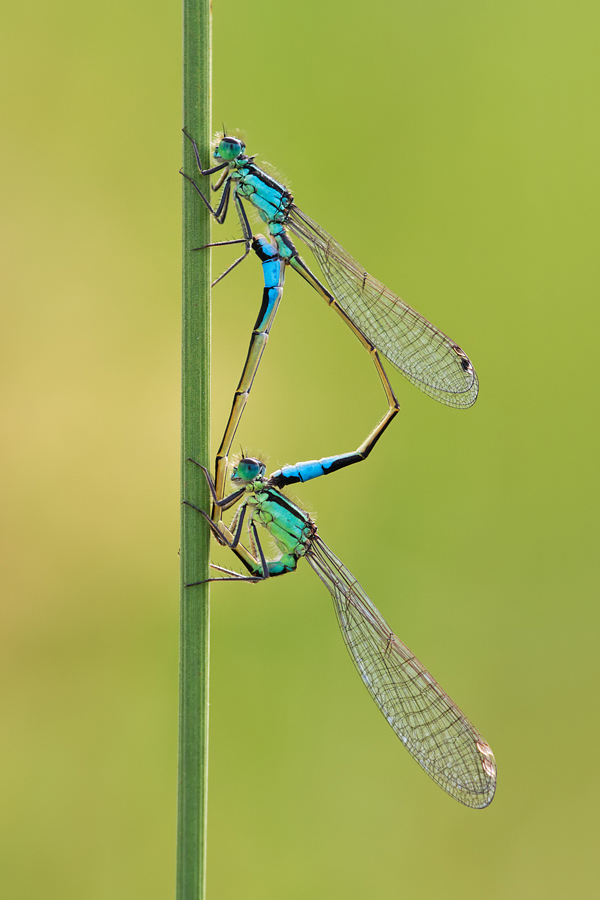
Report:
182,129,496,808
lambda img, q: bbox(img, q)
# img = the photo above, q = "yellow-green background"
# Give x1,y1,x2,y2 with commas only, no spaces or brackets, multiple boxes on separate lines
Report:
2,0,598,897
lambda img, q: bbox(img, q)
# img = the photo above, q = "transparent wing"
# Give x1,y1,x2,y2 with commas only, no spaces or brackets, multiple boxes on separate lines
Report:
306,536,496,807
287,206,478,408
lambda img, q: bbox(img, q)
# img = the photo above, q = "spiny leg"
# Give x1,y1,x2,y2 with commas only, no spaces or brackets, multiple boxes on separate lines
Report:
183,497,262,580
197,239,248,250
182,127,228,177
180,169,232,223
181,129,250,275
188,572,263,585
185,488,299,584
249,522,270,580
184,505,277,586
182,500,228,547
187,457,244,511
211,194,253,287
182,499,249,550
185,460,257,567
186,552,265,586
214,520,262,574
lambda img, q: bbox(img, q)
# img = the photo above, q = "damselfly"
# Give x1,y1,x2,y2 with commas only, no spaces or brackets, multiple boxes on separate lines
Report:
181,130,478,515
184,455,496,809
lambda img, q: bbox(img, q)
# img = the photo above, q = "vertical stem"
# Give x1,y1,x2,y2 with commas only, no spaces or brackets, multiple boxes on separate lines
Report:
178,0,211,897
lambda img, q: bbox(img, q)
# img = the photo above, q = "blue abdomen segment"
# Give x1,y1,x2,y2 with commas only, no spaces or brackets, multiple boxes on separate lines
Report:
252,235,285,329
270,452,363,488
262,258,282,288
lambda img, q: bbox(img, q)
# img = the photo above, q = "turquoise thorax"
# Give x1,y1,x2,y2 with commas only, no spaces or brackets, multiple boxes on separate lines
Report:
213,136,294,236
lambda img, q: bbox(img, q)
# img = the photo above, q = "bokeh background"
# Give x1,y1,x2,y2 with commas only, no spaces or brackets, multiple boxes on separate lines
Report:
2,0,599,897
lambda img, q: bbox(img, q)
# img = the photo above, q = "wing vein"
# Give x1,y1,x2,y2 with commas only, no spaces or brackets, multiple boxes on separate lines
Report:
306,535,496,808
287,206,479,408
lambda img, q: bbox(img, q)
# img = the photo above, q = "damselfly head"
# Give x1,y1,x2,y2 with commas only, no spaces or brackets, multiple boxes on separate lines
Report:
213,134,246,162
231,457,266,484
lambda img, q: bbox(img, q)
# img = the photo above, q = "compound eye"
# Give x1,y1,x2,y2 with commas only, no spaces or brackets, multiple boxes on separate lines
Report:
236,457,262,481
219,137,243,161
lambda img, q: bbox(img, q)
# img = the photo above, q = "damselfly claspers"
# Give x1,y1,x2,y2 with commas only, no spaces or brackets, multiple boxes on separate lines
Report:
184,454,496,808
181,130,479,517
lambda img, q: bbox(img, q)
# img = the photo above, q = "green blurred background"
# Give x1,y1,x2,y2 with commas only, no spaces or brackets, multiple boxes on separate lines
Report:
2,0,599,897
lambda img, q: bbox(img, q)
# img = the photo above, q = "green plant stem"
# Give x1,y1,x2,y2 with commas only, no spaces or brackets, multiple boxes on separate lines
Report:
177,0,211,896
